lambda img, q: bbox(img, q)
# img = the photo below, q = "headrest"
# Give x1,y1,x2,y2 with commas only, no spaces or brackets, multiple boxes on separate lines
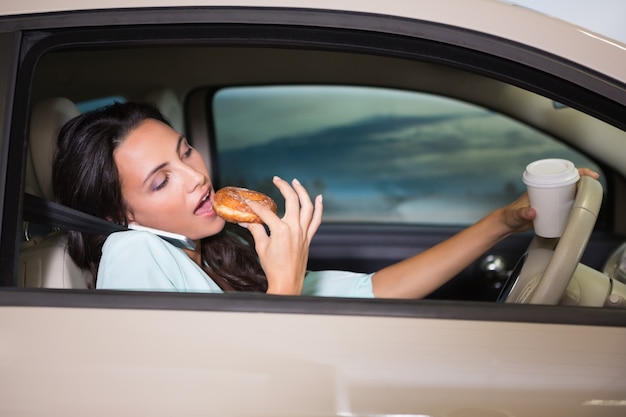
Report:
27,98,80,200
143,88,184,133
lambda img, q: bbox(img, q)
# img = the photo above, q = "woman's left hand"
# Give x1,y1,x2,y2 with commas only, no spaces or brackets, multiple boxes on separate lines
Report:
500,167,600,234
244,176,323,295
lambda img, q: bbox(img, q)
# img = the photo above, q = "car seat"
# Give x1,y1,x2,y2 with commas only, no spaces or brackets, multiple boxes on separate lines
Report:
19,92,185,288
143,88,184,133
18,97,89,288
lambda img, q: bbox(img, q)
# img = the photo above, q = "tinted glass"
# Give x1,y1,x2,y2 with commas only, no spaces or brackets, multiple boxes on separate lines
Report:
213,85,601,225
76,96,126,112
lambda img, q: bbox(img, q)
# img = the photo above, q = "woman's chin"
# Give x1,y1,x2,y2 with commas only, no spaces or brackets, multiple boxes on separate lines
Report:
189,217,226,240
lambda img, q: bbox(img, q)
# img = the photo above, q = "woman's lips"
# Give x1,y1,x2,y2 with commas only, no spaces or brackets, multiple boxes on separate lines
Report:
194,190,215,216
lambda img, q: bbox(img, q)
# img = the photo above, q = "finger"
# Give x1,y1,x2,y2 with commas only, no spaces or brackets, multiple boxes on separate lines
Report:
291,178,314,227
578,167,600,180
243,222,271,254
513,193,534,221
306,194,324,243
245,199,282,228
519,206,536,221
272,176,300,223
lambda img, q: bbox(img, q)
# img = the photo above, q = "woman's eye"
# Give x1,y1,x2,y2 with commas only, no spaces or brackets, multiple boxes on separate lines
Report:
152,174,169,191
182,146,193,159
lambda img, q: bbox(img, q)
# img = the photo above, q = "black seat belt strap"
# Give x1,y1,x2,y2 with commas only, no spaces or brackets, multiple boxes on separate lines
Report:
22,193,195,249
22,193,126,235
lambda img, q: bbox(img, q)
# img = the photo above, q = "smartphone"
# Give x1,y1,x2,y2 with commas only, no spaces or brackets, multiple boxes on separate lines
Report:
128,224,196,250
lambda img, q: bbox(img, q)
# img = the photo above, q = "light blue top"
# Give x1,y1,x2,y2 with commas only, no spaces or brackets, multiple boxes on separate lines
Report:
97,230,375,298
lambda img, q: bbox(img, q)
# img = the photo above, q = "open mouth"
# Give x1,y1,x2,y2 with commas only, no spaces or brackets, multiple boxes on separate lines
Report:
194,189,214,216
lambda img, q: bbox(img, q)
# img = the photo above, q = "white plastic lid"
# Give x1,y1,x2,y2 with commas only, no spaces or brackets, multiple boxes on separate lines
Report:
522,158,580,188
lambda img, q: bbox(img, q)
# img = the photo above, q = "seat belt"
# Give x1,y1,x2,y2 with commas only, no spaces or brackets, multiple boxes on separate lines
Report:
22,193,195,249
22,193,126,235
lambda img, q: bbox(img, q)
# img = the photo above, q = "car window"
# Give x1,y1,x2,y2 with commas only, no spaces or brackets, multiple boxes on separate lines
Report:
212,85,602,225
76,96,126,112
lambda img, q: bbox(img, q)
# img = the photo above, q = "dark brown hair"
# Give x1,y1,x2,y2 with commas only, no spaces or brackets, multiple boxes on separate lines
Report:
52,101,267,291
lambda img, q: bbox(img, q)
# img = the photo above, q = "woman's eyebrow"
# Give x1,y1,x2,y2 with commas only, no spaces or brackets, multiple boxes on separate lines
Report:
142,135,186,185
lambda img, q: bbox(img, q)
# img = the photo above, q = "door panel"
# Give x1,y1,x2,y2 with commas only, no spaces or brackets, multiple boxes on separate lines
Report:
2,293,626,417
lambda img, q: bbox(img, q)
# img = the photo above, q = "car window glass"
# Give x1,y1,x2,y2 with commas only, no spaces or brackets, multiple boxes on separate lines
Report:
76,96,126,112
212,85,602,225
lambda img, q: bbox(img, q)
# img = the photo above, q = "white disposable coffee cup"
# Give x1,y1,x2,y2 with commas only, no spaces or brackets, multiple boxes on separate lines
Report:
522,159,580,238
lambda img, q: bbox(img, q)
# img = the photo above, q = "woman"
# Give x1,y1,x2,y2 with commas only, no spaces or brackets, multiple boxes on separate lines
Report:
52,101,598,297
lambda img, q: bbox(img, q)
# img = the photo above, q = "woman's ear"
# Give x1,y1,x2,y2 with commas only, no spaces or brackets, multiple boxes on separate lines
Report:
124,211,135,224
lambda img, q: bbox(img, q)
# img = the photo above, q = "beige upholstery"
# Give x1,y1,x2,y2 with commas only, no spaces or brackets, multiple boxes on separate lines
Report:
20,97,88,289
26,97,81,199
19,233,89,288
143,88,184,133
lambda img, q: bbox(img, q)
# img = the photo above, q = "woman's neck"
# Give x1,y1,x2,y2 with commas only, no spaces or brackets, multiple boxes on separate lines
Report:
184,241,202,266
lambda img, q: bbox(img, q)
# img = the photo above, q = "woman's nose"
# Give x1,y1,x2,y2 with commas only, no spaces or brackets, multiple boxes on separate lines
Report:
182,163,207,192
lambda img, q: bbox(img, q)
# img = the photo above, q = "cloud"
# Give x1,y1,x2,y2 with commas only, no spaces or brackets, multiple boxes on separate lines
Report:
213,85,484,150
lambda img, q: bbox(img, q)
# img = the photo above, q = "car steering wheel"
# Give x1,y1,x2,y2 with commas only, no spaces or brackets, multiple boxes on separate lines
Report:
502,176,603,305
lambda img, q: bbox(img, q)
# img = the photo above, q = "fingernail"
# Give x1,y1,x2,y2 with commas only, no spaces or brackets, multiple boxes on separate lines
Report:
273,175,282,181
293,178,301,185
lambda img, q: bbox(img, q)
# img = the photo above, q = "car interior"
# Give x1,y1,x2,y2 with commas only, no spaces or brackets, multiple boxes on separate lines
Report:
12,25,626,306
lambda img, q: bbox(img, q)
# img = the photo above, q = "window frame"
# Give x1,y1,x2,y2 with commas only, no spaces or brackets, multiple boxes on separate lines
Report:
1,8,625,326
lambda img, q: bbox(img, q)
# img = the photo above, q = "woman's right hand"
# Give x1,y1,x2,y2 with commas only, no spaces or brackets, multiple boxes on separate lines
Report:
244,176,323,295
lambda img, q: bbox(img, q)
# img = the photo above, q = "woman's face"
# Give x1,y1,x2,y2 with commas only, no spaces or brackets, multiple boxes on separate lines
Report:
114,118,225,240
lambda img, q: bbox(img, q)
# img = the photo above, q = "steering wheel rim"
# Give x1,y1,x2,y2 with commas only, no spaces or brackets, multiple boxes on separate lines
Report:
504,176,603,305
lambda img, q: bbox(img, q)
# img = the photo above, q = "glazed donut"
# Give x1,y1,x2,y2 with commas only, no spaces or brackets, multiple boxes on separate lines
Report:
213,186,277,224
